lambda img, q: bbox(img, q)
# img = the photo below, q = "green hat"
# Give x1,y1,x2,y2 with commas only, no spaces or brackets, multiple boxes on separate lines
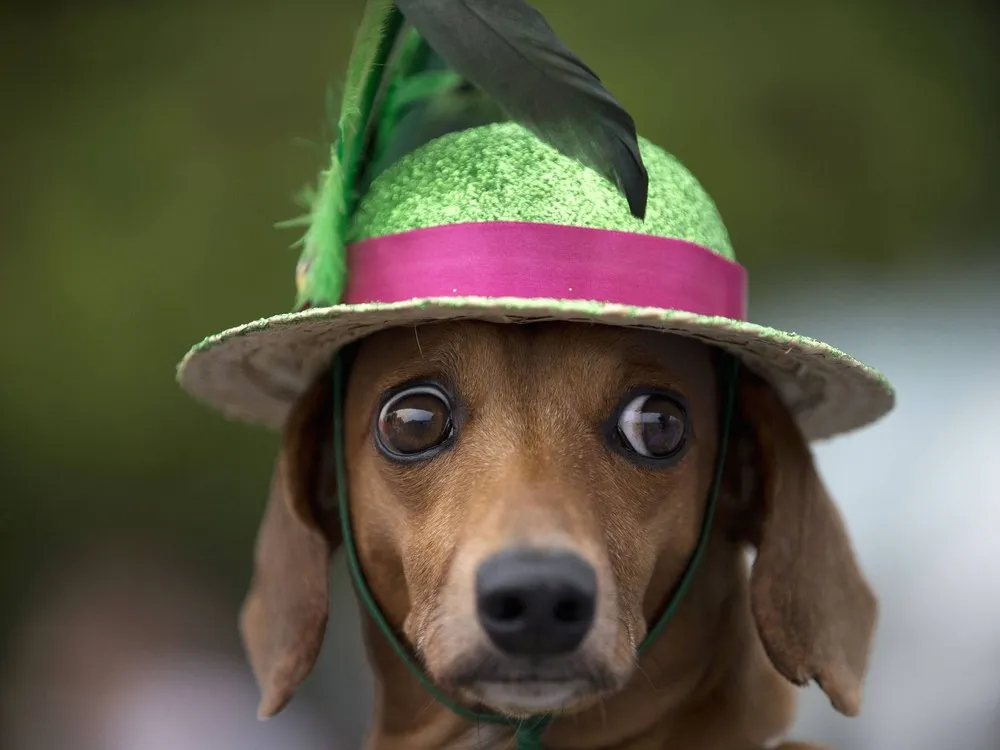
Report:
177,1,894,440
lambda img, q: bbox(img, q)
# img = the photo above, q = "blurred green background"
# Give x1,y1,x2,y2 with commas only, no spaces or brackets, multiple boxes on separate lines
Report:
0,1,997,748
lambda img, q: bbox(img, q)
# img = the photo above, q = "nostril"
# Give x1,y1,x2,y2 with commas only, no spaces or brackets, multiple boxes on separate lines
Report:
553,596,588,623
485,593,526,622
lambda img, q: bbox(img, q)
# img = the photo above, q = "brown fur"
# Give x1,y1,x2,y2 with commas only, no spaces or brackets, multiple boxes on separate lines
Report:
240,321,876,749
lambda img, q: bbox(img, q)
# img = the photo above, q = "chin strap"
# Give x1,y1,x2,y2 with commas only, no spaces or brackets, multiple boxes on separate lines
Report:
332,353,740,749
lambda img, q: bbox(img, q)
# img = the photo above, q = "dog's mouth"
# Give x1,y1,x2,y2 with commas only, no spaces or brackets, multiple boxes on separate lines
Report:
445,657,620,716
470,679,591,714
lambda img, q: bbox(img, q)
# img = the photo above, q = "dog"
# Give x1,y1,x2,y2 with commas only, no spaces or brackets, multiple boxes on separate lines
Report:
240,320,876,749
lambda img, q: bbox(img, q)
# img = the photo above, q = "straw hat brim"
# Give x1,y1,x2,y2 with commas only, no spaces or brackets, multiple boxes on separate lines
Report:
176,296,894,440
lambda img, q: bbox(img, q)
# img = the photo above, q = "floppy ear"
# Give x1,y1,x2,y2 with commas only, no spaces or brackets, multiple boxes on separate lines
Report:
734,371,877,716
239,372,342,718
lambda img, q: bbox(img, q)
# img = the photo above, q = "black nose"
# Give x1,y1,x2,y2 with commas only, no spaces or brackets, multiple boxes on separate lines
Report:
475,548,597,656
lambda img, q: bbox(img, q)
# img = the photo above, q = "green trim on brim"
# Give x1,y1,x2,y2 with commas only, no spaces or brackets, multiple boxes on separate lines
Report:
176,297,894,441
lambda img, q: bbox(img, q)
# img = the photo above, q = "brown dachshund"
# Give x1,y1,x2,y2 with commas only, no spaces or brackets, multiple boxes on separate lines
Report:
241,321,876,749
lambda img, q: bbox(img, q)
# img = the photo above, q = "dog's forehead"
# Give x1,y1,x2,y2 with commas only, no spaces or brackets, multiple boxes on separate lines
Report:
352,321,715,397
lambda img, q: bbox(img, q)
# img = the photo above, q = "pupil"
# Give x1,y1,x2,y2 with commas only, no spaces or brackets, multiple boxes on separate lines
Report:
642,412,680,455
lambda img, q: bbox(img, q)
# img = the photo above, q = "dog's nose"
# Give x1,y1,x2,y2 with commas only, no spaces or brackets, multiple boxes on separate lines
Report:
475,548,597,656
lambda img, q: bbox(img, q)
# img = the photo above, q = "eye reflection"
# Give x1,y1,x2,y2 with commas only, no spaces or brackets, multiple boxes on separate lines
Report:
376,385,453,458
616,392,687,459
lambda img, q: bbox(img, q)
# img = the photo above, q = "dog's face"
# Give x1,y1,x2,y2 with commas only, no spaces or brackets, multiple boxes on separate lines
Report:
343,322,721,713
240,320,876,723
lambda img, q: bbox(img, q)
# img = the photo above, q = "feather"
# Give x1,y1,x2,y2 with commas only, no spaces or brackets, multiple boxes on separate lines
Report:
393,0,648,219
358,42,507,191
295,0,404,308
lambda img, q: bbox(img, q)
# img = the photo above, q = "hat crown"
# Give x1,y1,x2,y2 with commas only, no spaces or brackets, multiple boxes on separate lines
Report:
350,122,734,261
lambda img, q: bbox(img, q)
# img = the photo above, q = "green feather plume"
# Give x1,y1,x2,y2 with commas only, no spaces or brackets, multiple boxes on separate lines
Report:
294,1,405,308
290,5,492,308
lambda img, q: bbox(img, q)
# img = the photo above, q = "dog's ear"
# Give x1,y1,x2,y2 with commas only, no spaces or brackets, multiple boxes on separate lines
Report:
239,372,342,718
730,370,877,717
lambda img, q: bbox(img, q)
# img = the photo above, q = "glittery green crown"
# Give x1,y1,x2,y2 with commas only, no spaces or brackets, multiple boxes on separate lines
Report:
350,122,734,260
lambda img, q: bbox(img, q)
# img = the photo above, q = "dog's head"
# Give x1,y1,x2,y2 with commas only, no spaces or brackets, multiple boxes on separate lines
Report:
240,321,875,719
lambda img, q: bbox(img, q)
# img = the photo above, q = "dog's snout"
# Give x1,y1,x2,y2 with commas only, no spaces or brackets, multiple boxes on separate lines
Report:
475,548,597,656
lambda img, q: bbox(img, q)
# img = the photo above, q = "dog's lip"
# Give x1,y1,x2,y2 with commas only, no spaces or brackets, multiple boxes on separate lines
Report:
470,679,590,714
447,662,617,692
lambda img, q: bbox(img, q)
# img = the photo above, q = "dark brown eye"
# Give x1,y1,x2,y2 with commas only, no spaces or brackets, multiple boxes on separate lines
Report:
376,386,453,458
616,393,687,459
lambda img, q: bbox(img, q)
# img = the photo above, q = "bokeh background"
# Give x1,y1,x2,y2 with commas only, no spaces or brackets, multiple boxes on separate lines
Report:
1,0,997,748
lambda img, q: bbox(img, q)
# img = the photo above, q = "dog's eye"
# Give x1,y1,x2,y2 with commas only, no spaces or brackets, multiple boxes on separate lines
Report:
616,393,687,459
376,386,453,458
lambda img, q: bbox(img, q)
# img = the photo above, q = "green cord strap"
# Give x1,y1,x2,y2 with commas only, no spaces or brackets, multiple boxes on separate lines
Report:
332,354,740,748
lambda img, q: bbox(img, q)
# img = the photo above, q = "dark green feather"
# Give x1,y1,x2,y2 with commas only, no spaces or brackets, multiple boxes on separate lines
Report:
394,0,649,219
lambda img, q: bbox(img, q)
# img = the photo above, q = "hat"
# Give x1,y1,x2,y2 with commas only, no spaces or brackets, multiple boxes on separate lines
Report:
177,1,894,441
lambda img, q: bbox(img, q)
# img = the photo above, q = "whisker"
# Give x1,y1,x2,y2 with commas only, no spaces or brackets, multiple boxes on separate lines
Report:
414,326,424,358
503,722,520,749
635,659,658,690
414,694,437,718
597,695,608,728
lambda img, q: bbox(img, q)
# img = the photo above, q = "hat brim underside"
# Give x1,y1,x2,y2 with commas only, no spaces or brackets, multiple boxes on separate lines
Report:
176,297,894,440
